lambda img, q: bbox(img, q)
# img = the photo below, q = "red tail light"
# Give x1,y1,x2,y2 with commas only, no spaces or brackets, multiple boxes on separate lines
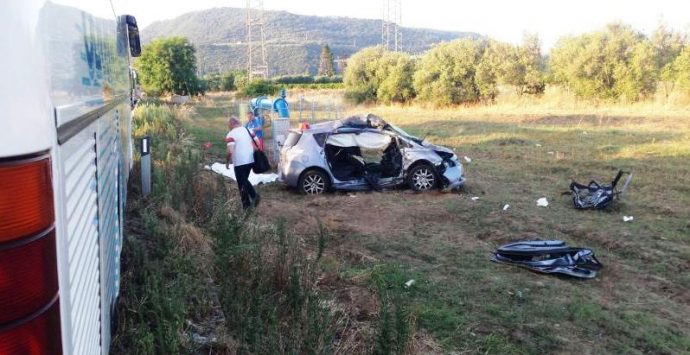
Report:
0,157,54,243
0,296,62,355
0,229,58,324
0,154,61,354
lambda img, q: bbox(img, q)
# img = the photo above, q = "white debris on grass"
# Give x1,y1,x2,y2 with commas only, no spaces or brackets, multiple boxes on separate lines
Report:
471,196,480,201
463,156,472,163
536,197,549,207
535,143,542,147
547,151,555,155
623,216,634,222
502,204,510,211
206,163,279,186
404,279,415,288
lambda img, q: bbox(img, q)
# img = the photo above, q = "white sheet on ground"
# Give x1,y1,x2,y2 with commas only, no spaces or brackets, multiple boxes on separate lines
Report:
206,163,279,185
326,132,391,149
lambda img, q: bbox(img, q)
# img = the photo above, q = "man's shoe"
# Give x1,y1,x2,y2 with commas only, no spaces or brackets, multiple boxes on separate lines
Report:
253,194,261,208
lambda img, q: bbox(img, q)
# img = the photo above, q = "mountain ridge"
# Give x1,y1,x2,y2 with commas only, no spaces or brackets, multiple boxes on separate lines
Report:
142,7,481,75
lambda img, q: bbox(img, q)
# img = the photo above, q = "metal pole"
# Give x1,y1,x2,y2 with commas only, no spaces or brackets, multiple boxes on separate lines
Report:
140,135,151,197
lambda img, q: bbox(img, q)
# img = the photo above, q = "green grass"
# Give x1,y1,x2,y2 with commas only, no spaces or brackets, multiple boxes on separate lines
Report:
363,105,690,354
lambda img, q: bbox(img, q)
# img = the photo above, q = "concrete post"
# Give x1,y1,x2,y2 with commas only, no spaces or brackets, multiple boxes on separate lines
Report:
140,135,151,197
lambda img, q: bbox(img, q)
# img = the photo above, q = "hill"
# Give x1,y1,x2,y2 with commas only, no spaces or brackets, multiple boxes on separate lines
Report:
142,7,480,76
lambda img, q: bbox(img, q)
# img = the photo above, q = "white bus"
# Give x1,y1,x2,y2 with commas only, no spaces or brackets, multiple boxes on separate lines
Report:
0,1,140,354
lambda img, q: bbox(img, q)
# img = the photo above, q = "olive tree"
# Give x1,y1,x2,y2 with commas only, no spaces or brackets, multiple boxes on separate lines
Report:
343,46,386,103
550,24,657,101
413,39,484,105
376,52,416,104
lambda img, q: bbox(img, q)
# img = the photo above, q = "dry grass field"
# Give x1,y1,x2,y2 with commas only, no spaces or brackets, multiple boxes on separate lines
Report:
127,90,690,354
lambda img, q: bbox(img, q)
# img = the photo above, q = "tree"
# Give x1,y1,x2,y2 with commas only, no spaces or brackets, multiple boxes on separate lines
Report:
475,57,498,103
344,46,386,103
651,22,686,97
550,23,657,101
343,47,415,104
135,37,201,96
376,52,416,104
673,47,690,91
519,33,546,95
475,40,507,101
318,45,335,77
413,39,484,106
479,35,544,96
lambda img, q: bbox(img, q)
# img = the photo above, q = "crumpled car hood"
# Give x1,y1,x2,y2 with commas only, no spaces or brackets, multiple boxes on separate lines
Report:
421,141,455,156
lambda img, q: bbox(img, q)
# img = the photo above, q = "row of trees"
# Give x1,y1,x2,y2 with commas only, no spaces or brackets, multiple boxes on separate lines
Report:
136,38,340,96
345,23,690,105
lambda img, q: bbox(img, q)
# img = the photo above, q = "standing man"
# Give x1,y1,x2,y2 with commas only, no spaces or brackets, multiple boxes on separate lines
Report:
225,116,261,210
245,109,264,151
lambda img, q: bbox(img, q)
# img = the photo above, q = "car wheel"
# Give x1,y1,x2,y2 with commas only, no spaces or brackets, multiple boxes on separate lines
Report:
299,169,329,195
408,164,437,191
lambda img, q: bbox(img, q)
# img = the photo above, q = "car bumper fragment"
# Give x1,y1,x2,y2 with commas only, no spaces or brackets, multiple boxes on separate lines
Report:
441,165,465,190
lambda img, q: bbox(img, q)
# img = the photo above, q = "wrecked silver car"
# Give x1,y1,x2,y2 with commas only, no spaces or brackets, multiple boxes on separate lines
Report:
278,114,465,194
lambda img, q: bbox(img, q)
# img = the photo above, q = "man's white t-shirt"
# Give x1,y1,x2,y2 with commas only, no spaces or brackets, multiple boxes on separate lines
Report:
226,127,255,166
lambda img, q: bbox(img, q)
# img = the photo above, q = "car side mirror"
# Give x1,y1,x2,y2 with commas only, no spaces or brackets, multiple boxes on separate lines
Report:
124,15,141,57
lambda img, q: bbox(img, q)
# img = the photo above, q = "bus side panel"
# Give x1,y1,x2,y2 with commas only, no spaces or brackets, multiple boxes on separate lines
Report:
38,2,130,127
96,108,122,354
54,121,102,355
40,2,135,353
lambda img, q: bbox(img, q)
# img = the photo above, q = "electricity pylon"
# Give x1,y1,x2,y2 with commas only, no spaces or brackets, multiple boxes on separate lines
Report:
382,0,402,51
246,0,269,80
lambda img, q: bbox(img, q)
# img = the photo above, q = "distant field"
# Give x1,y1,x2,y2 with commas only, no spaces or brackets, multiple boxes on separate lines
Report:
180,91,690,353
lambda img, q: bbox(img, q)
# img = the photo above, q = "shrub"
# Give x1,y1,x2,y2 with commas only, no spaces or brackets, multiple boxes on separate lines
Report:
241,79,280,96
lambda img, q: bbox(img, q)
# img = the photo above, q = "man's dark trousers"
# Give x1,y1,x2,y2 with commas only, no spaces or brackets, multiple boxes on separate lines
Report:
234,163,257,209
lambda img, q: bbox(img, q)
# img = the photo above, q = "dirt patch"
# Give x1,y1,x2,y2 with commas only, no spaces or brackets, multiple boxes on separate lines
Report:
257,188,484,258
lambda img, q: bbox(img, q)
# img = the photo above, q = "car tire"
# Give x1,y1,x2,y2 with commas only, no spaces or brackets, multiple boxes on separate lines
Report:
407,163,437,191
298,169,330,195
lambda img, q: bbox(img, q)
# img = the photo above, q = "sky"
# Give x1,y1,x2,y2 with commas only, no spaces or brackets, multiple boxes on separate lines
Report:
66,0,690,49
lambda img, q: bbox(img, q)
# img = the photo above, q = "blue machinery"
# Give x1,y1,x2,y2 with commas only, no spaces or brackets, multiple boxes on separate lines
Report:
249,88,290,119
249,89,291,163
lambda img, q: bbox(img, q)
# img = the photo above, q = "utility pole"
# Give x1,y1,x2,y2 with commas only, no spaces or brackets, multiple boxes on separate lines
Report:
381,0,402,52
246,0,269,80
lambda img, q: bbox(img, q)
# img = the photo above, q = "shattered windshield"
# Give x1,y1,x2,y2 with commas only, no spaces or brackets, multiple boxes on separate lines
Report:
386,123,423,143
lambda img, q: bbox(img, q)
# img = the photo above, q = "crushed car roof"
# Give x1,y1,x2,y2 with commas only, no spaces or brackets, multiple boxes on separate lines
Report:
300,114,388,133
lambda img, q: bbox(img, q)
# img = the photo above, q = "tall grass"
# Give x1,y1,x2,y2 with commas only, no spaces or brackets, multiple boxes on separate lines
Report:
112,103,214,354
371,264,414,355
210,206,336,353
115,101,344,354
